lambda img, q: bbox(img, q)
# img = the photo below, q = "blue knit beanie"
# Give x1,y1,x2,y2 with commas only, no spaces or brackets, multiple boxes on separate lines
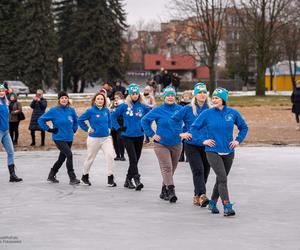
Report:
163,86,176,98
193,82,207,96
212,88,229,103
128,83,140,95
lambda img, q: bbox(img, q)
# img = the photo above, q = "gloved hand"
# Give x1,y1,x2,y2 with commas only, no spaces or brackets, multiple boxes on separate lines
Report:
118,126,127,132
48,128,58,134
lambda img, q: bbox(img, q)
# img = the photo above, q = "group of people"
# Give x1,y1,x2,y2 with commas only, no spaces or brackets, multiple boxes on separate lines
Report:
0,81,249,217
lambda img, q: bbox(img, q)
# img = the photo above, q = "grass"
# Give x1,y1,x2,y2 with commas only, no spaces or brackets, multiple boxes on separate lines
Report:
18,95,291,108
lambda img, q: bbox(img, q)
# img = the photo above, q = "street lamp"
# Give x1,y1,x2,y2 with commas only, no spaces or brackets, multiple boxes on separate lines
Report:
58,57,63,91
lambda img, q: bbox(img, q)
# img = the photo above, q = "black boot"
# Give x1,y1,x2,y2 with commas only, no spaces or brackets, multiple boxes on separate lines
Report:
133,175,144,191
159,185,169,200
107,175,117,187
81,174,91,186
124,177,135,189
47,168,59,183
68,171,80,185
30,131,35,146
8,164,23,182
167,185,177,203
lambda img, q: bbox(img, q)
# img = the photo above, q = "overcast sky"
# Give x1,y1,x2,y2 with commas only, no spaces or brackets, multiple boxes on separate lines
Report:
124,0,170,25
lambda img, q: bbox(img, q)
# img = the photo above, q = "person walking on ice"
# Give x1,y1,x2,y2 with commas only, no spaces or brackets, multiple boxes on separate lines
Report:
0,84,22,182
78,93,116,187
38,91,80,185
191,87,248,216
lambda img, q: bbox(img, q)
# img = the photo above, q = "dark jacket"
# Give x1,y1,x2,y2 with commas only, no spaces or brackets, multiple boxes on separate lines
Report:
9,101,22,123
291,87,300,114
29,98,47,130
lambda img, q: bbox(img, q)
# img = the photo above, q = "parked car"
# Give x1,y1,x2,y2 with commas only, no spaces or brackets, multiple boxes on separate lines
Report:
5,80,30,96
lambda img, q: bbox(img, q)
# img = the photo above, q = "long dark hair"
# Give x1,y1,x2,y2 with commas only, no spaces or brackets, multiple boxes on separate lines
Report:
91,93,107,107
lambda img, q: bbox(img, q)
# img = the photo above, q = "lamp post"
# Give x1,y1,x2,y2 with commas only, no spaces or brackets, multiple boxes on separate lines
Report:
58,57,63,91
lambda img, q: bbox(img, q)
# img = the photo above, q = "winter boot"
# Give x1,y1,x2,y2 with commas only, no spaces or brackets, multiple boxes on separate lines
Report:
81,174,91,186
47,168,59,183
193,196,201,206
167,185,177,203
107,175,117,187
68,171,80,185
124,177,135,189
199,194,209,207
133,175,144,191
159,185,169,200
8,164,23,182
223,203,236,217
208,200,220,214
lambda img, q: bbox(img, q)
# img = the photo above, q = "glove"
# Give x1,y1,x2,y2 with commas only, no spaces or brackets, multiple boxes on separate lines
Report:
48,128,58,134
118,126,127,132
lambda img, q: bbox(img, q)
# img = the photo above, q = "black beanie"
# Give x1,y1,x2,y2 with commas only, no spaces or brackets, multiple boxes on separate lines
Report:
58,91,69,99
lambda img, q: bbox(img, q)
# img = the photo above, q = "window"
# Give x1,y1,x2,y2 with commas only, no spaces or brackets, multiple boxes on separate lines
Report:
171,61,176,65
156,60,160,65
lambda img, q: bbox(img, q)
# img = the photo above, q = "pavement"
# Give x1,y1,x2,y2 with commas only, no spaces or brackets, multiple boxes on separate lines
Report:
0,147,299,250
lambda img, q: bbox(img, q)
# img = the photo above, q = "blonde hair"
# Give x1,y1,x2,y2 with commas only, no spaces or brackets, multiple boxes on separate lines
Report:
125,94,146,108
191,95,211,116
181,90,193,100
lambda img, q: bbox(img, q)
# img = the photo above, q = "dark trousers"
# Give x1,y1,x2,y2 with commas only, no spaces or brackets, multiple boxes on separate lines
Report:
295,113,300,123
179,141,185,161
9,121,19,143
206,152,234,202
111,129,125,157
52,141,76,179
185,143,210,196
122,136,144,178
31,130,45,145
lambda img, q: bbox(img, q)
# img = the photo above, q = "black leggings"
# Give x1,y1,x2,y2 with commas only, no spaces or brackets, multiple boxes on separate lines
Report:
185,143,210,196
9,121,19,143
206,152,234,202
52,141,76,179
122,136,144,178
111,129,125,158
295,113,300,123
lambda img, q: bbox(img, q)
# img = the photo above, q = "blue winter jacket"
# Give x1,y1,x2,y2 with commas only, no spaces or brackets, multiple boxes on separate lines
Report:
0,98,9,131
78,105,111,137
170,102,209,147
190,106,248,153
38,105,78,142
141,103,182,146
111,101,150,137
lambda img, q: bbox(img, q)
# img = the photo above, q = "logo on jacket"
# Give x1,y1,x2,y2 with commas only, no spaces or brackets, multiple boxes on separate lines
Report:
135,108,143,118
225,113,234,122
68,115,73,123
96,114,100,118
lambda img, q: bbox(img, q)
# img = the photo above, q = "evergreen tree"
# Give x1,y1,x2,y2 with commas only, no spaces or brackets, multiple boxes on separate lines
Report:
0,1,22,81
17,0,57,90
53,0,78,91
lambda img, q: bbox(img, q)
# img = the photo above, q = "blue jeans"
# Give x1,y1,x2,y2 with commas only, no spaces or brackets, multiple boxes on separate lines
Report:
0,129,14,166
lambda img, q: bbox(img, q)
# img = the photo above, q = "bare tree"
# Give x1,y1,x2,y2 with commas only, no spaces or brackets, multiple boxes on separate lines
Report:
170,0,229,93
280,8,300,89
232,0,294,95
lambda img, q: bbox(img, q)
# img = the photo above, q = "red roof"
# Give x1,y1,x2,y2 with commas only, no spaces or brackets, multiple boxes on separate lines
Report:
144,54,196,70
196,66,210,79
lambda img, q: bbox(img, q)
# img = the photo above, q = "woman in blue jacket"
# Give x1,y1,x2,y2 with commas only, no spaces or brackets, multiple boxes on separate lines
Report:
141,87,182,203
78,93,116,187
170,83,210,207
38,91,80,185
0,84,22,182
111,83,150,191
191,88,248,216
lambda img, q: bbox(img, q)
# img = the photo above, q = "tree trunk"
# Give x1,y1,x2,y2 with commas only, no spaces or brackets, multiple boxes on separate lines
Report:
256,63,266,96
79,78,86,93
